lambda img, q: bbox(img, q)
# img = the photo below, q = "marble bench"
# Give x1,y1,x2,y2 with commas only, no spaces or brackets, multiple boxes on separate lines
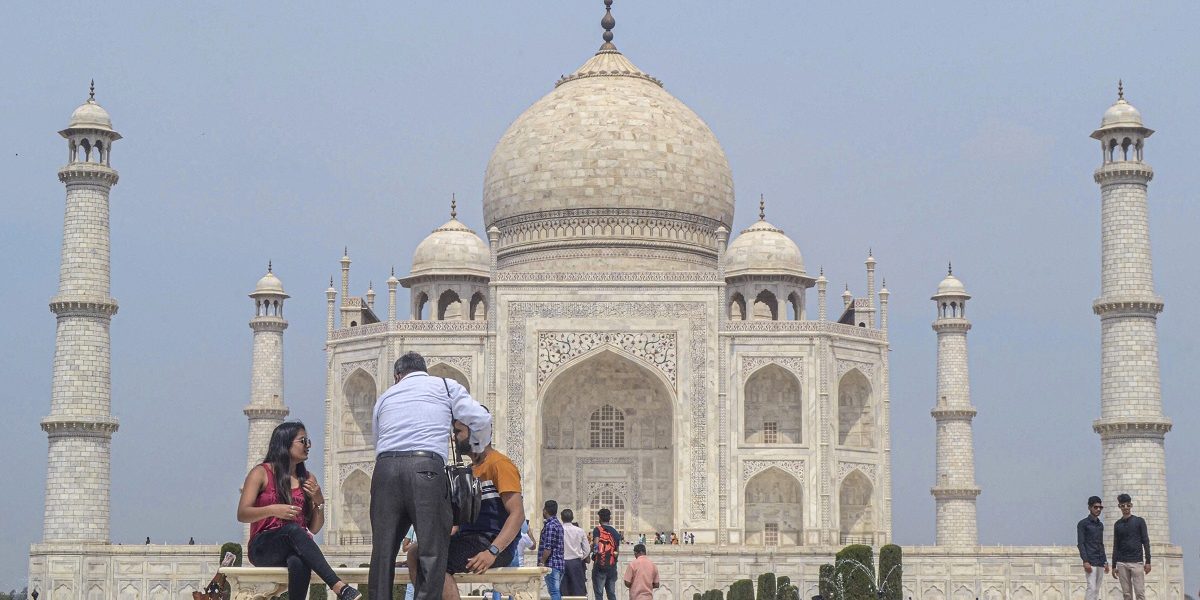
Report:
220,566,549,600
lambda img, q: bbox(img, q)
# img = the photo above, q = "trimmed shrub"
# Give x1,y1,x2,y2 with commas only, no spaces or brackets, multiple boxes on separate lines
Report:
878,544,902,600
729,579,754,600
779,585,799,600
218,542,243,566
694,593,703,600
818,563,835,600
756,573,776,600
834,544,875,600
310,584,329,600
357,563,370,597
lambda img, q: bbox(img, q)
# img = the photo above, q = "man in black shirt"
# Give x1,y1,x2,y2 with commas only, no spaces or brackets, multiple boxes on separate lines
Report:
1111,493,1151,600
1076,495,1108,600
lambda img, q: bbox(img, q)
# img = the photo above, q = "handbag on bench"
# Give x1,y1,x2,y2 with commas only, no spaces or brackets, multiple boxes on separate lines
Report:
443,378,483,527
193,551,237,600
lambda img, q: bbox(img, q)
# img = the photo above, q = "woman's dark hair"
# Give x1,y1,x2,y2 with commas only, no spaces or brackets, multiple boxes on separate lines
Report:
262,421,313,525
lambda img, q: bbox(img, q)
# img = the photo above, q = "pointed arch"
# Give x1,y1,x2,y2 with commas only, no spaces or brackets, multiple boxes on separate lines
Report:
837,369,874,448
341,469,372,541
752,290,778,320
469,292,487,321
744,363,802,444
730,293,747,321
541,349,675,534
744,467,803,546
588,487,627,533
414,291,430,320
342,369,376,447
787,291,803,321
839,469,874,544
437,289,463,320
428,362,470,392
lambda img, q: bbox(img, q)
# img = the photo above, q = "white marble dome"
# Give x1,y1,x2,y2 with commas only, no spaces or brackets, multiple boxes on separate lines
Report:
1100,98,1143,129
252,270,288,297
724,219,806,278
934,272,969,297
409,217,490,278
481,41,734,272
68,99,115,132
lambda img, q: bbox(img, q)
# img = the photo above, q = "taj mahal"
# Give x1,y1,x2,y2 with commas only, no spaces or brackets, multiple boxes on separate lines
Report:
28,4,1183,599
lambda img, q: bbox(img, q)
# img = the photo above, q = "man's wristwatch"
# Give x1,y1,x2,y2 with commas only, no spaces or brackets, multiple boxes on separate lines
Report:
488,544,500,556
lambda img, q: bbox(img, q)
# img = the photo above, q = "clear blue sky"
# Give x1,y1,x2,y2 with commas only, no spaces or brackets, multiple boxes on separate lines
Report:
2,1,1197,592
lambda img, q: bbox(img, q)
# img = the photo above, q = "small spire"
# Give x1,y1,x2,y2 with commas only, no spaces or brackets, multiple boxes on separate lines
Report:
759,194,766,220
88,79,95,102
451,193,457,219
948,261,953,275
1118,79,1124,101
391,265,395,276
882,278,887,288
819,266,824,277
600,0,616,50
267,260,272,273
868,248,873,258
343,246,349,256
368,281,374,291
329,276,334,287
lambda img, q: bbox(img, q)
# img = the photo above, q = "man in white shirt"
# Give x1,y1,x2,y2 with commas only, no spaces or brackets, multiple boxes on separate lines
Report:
560,509,590,597
368,352,491,600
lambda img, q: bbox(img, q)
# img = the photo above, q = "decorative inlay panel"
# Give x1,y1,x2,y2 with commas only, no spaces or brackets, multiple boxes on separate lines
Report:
838,461,877,483
340,359,378,382
426,355,474,377
836,359,876,380
338,461,374,482
509,301,709,520
740,356,804,381
741,459,805,482
538,332,676,389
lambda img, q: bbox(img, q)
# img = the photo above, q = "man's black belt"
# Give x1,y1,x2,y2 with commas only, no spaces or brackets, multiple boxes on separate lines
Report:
377,450,443,461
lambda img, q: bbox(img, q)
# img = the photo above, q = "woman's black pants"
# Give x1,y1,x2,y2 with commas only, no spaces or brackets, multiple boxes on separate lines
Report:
249,523,341,599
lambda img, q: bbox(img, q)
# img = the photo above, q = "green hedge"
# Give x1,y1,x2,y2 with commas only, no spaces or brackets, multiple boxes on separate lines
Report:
729,579,754,600
834,544,875,600
818,563,835,600
774,576,790,595
694,593,703,600
878,544,902,600
756,573,776,600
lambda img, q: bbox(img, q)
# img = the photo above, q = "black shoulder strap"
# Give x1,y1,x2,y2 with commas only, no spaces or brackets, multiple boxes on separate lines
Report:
443,377,451,396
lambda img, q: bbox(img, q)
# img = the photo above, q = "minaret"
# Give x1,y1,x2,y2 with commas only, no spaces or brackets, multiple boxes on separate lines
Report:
862,250,877,328
930,265,980,547
1089,83,1171,539
879,279,890,332
245,264,290,474
42,82,122,543
387,268,399,322
365,282,376,311
816,268,827,321
339,248,352,326
326,277,337,334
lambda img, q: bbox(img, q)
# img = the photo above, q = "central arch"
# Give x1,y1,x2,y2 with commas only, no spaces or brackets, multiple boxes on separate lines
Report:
342,370,375,447
744,467,803,546
541,349,675,536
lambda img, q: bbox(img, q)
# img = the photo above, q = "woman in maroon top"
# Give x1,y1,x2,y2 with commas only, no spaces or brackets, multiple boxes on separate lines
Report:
237,421,360,600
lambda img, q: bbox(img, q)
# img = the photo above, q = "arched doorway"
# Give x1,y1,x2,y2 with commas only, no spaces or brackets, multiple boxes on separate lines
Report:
837,369,874,448
744,364,802,444
839,470,873,544
541,350,675,537
340,470,372,544
744,467,803,545
343,370,375,448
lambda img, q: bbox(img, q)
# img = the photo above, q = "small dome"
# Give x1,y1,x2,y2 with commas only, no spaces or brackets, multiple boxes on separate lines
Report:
253,270,287,296
933,272,969,298
408,218,490,279
69,99,114,132
1100,99,1143,129
724,219,806,278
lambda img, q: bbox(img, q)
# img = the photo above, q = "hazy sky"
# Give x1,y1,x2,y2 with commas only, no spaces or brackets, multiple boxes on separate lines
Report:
2,1,1198,592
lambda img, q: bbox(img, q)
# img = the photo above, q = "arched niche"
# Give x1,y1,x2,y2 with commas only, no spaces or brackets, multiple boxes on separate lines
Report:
744,467,803,546
428,363,470,392
414,292,430,320
438,289,463,320
744,364,802,444
342,369,376,447
837,369,874,448
838,470,873,544
541,350,675,534
341,469,372,541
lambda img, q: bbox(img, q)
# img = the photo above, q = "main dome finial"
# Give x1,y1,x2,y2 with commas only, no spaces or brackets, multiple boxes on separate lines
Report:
88,79,96,102
1118,79,1124,101
451,193,458,219
759,194,766,220
600,0,616,50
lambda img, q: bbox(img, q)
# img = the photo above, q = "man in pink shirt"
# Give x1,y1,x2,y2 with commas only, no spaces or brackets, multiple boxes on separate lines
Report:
623,544,659,600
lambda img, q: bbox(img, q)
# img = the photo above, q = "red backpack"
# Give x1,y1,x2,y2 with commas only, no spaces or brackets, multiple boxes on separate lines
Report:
593,525,619,567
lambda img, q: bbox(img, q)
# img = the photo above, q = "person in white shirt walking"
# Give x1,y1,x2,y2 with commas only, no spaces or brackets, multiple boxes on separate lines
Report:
368,352,491,600
560,509,590,597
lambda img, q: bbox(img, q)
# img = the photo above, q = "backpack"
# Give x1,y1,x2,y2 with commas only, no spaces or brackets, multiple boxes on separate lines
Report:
593,525,618,567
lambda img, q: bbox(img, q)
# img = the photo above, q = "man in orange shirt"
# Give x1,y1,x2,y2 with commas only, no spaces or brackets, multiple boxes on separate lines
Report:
623,544,659,600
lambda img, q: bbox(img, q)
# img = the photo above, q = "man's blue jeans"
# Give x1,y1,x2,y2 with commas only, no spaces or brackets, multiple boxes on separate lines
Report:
592,565,618,600
545,567,563,600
